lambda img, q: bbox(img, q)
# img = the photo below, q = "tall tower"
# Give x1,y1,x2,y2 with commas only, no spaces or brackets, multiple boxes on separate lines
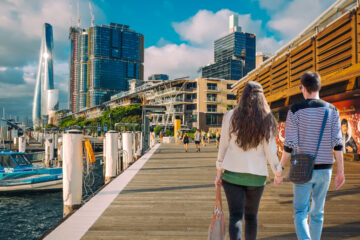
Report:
69,23,144,112
201,14,255,80
32,23,55,127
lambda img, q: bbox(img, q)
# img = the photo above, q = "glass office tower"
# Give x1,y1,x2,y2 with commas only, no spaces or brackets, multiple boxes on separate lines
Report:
201,15,256,80
32,23,55,127
69,23,144,112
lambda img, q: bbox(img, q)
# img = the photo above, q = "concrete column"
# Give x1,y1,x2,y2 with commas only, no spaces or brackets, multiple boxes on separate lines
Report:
105,130,119,184
63,130,83,217
18,136,26,152
122,132,133,169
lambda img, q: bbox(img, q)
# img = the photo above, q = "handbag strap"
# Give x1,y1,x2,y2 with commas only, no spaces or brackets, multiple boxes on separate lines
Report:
215,184,223,210
314,103,329,158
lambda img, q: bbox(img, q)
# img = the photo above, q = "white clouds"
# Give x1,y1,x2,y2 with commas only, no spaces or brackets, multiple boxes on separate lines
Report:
257,36,285,54
145,44,212,79
146,9,265,79
172,9,262,46
267,0,334,41
257,0,287,11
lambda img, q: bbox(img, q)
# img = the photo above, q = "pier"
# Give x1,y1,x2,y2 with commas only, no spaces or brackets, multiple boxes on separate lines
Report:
45,142,360,240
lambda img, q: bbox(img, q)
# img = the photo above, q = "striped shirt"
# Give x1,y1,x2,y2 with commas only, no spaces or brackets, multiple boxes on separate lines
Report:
284,99,343,165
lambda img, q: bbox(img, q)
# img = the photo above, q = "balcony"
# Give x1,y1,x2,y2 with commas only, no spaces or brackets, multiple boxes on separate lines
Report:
206,87,221,92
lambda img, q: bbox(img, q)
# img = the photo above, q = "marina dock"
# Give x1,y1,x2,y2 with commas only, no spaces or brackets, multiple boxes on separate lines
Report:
45,143,360,240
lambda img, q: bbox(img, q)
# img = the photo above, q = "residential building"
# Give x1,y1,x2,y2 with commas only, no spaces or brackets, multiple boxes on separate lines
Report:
72,78,237,132
201,14,256,80
69,23,144,113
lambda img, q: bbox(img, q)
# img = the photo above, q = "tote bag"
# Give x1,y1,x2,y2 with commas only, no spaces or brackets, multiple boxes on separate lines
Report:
208,185,225,240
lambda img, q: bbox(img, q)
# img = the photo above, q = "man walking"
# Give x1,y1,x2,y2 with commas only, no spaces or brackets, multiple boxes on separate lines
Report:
276,71,345,240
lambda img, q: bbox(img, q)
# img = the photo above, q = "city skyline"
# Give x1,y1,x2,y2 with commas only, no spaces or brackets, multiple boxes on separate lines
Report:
0,0,335,119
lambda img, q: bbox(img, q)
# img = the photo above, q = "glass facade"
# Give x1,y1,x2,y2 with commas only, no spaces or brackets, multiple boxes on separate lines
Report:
201,31,255,80
69,23,144,111
32,23,55,127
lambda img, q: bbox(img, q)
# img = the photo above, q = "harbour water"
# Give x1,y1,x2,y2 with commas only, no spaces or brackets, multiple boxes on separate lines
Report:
0,158,104,240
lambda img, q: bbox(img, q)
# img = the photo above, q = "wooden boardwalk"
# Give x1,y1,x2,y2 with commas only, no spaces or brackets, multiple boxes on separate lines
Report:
80,143,360,240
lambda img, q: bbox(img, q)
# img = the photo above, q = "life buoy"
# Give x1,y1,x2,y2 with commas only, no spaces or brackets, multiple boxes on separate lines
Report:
84,140,96,163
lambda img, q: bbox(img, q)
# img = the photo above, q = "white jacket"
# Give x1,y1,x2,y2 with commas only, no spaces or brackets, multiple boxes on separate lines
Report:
216,110,282,176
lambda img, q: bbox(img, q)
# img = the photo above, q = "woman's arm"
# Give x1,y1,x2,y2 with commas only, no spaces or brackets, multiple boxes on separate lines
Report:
263,135,283,176
216,111,231,171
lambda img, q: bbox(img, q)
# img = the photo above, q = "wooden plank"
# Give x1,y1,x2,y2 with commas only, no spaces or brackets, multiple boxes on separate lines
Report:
81,143,360,240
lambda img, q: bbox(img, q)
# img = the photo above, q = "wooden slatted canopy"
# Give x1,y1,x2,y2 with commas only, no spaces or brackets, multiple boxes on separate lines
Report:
233,2,360,108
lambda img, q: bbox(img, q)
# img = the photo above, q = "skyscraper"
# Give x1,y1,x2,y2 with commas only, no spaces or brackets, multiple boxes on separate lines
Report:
201,14,256,80
32,23,58,127
69,23,144,112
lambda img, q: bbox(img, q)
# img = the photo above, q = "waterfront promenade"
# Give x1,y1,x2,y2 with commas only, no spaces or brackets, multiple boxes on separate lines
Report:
46,143,360,240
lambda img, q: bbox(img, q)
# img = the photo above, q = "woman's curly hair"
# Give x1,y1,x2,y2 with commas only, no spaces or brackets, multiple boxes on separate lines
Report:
230,81,277,151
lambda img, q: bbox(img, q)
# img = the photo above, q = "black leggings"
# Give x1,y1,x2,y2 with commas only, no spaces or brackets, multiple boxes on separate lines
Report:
222,180,264,240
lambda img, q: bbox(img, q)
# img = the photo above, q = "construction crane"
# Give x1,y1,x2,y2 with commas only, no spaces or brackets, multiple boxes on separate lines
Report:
89,2,94,27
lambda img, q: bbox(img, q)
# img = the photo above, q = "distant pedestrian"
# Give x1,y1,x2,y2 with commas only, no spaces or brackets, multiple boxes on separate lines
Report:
194,129,201,152
201,131,206,147
182,133,189,152
215,130,221,149
276,71,345,240
215,81,284,240
159,130,163,141
207,131,211,144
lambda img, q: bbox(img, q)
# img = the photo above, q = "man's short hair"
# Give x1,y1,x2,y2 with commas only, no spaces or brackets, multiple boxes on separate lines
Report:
300,71,321,93
341,118,348,126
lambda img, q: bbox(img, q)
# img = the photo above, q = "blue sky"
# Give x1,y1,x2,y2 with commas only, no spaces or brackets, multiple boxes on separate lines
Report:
0,0,334,120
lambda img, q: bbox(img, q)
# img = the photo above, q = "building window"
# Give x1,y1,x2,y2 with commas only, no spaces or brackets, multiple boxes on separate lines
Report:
186,82,197,90
185,93,197,101
206,114,219,125
207,94,217,102
174,105,183,113
227,84,232,89
186,104,196,110
207,104,217,112
227,94,237,100
207,83,217,90
175,95,183,102
191,114,197,122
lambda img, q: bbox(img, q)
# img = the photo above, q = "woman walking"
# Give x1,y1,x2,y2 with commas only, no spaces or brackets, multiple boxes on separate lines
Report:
215,81,284,240
182,133,190,152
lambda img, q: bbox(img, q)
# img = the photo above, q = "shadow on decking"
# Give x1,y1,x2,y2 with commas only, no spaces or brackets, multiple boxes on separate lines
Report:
259,221,360,240
120,183,214,194
140,166,214,171
278,186,360,204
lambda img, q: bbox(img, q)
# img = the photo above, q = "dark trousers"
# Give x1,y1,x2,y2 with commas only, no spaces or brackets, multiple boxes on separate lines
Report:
222,180,265,240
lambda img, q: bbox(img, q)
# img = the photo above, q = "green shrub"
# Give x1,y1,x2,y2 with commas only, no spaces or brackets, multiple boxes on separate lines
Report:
164,129,173,137
154,126,164,136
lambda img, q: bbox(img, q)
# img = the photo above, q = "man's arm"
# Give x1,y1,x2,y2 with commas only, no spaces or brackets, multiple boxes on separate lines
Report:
334,150,345,190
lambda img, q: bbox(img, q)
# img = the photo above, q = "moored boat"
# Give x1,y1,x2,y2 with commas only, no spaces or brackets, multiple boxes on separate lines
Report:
0,150,62,192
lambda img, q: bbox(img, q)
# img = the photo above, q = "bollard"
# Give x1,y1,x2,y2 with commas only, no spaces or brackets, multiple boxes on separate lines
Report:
104,130,118,184
45,138,54,167
54,133,58,149
18,136,26,152
122,132,133,169
57,137,63,167
63,130,83,217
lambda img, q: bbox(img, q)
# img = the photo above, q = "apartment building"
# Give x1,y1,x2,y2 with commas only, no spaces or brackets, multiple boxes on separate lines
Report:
73,78,237,132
